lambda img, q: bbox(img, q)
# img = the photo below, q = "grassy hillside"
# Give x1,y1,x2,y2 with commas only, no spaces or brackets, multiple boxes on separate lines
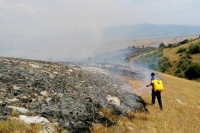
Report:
134,38,200,80
163,38,200,78
92,72,200,133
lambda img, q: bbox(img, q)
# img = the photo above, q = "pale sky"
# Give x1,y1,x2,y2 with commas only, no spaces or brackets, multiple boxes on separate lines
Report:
0,0,200,60
1,0,200,36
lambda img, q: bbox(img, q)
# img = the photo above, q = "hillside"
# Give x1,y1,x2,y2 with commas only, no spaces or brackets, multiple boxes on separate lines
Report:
133,38,200,80
92,72,200,133
163,38,200,78
0,57,147,133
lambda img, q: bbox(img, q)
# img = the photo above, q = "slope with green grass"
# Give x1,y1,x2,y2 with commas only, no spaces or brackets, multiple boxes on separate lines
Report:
163,38,200,79
134,38,200,80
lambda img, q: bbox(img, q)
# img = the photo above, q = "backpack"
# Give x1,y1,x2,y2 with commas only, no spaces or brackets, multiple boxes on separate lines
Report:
153,79,164,91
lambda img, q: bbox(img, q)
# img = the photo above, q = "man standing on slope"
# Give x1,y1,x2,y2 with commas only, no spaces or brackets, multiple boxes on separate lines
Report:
146,73,163,110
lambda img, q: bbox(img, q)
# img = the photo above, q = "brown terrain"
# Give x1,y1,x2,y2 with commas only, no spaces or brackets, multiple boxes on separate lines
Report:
92,72,200,133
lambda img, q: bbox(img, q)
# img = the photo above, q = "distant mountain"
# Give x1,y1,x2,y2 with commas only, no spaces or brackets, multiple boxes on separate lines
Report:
102,24,200,40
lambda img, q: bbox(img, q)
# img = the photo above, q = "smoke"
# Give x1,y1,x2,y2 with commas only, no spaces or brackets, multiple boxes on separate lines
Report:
1,0,200,62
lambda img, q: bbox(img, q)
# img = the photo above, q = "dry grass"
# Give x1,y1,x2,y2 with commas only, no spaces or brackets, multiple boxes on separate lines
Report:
91,72,200,133
0,119,42,133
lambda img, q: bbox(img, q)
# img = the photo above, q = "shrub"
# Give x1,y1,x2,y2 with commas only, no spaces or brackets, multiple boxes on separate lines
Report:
189,43,200,54
175,68,185,78
186,53,192,59
159,43,167,48
179,39,189,45
177,47,186,53
185,64,200,79
178,57,191,71
159,61,171,72
167,44,173,48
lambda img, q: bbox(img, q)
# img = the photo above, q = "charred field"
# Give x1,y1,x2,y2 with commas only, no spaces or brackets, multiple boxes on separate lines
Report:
0,56,148,133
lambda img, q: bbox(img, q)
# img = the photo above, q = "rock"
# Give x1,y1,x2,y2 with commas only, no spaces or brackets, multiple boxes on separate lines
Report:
29,63,40,69
40,91,48,97
45,97,52,102
7,106,29,114
68,69,73,72
13,85,21,90
19,115,50,125
53,72,58,75
6,98,19,103
106,95,120,106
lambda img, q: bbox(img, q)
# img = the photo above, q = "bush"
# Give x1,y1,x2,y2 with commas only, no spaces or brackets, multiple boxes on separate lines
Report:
167,44,173,48
177,47,186,53
185,64,200,79
178,57,191,71
159,61,171,72
186,53,192,59
175,68,185,78
159,43,167,48
189,43,200,54
179,39,189,45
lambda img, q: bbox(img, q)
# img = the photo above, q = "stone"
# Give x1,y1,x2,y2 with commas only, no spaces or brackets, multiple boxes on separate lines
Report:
6,98,19,103
13,85,21,90
7,106,29,114
46,97,52,102
19,115,50,125
40,91,48,97
29,63,40,68
106,95,120,106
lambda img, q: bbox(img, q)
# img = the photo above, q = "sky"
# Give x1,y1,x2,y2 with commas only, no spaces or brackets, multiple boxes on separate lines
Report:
1,0,200,35
0,0,200,61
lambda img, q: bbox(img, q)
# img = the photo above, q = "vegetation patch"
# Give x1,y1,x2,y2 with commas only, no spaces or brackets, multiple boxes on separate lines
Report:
189,43,200,54
133,37,200,81
185,63,200,79
134,49,171,72
177,47,186,53
0,119,42,133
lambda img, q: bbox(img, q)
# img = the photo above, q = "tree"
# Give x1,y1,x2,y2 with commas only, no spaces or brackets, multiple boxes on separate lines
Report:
159,43,166,48
185,64,200,79
168,44,173,48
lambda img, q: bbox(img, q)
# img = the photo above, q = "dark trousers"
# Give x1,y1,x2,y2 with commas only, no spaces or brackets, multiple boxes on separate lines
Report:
152,90,163,110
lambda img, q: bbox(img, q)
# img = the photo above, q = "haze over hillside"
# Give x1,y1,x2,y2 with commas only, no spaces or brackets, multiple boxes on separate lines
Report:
1,0,200,62
1,24,200,62
103,24,200,40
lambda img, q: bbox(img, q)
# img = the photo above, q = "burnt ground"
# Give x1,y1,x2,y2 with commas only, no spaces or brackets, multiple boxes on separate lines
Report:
0,57,147,133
